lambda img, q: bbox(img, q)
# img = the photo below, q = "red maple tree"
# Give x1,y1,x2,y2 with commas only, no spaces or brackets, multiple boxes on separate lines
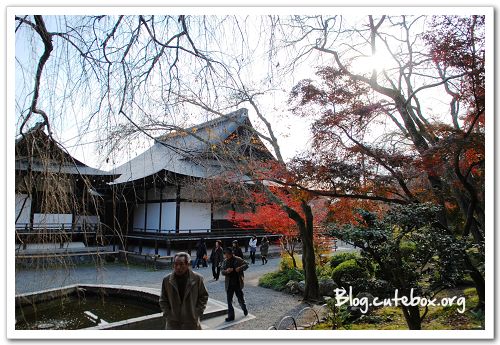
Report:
227,187,328,268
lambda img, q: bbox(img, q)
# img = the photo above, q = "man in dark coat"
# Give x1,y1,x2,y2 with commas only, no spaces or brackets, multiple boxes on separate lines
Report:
159,252,209,330
192,238,208,269
210,240,224,280
221,247,249,322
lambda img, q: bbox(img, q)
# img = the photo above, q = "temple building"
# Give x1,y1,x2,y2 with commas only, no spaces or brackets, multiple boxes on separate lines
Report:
15,123,118,247
109,108,275,253
15,109,277,257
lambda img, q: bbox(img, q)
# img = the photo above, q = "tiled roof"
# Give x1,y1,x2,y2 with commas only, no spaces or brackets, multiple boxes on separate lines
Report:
109,108,267,184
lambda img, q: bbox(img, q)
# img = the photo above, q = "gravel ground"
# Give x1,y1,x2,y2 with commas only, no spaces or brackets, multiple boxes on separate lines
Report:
15,255,312,330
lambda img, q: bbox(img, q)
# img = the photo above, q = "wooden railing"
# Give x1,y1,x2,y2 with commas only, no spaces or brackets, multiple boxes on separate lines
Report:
129,227,271,238
15,223,112,250
15,223,101,235
15,223,282,255
124,227,281,257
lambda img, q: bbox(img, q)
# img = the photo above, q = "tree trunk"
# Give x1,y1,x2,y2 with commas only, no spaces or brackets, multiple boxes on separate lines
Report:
280,236,298,268
290,253,298,269
439,221,485,311
401,305,422,330
283,200,320,302
285,249,298,268
300,202,320,301
464,254,485,310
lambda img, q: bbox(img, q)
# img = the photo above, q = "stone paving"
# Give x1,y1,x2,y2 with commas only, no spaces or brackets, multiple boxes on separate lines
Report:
15,255,306,330
15,243,357,330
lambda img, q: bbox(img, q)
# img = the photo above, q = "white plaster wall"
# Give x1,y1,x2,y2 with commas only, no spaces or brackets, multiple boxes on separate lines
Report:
75,215,99,224
160,202,176,232
179,202,211,232
146,202,160,231
33,213,72,228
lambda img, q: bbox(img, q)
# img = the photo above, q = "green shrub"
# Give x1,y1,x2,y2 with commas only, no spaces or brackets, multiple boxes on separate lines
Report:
400,241,417,259
324,297,352,329
329,252,360,268
331,258,370,288
316,263,334,280
259,268,304,291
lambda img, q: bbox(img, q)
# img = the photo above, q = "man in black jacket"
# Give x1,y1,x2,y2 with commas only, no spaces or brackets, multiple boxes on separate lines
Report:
221,247,249,322
193,238,208,269
210,240,224,280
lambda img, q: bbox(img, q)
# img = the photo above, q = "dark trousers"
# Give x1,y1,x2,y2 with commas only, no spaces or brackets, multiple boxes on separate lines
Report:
226,285,247,318
212,265,221,280
249,249,256,264
192,257,207,268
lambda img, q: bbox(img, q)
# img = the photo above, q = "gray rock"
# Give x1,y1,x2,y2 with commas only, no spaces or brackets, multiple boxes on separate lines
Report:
347,306,363,318
354,292,376,314
319,279,338,297
355,292,375,305
298,280,306,293
285,280,300,294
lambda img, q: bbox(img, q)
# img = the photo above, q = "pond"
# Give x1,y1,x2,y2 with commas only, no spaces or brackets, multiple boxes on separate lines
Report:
15,285,162,330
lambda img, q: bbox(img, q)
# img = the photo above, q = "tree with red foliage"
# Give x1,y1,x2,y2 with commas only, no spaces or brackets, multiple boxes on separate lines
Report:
287,15,486,311
201,157,325,301
228,187,328,269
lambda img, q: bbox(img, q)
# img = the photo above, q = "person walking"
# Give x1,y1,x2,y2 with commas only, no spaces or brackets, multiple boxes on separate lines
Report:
159,252,209,330
192,238,208,269
231,239,244,259
210,240,224,281
248,235,257,264
221,247,249,322
260,236,269,265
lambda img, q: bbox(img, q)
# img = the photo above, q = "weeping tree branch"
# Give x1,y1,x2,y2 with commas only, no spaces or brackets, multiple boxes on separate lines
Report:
17,15,53,136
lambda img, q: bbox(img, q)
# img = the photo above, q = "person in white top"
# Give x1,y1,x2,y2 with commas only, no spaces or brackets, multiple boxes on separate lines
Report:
248,235,258,264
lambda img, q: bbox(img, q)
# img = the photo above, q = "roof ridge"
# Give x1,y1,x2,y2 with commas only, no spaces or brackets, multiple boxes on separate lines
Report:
157,108,248,142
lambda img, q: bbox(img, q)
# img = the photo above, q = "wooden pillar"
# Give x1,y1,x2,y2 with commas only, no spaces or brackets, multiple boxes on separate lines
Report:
60,224,65,248
158,185,163,233
71,177,78,234
143,186,148,233
126,195,134,251
29,183,36,231
112,190,117,251
156,185,164,255
175,185,181,234
22,224,28,249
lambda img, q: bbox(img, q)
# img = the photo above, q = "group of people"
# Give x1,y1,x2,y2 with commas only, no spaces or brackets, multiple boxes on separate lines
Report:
249,235,269,265
193,236,270,273
159,236,271,330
